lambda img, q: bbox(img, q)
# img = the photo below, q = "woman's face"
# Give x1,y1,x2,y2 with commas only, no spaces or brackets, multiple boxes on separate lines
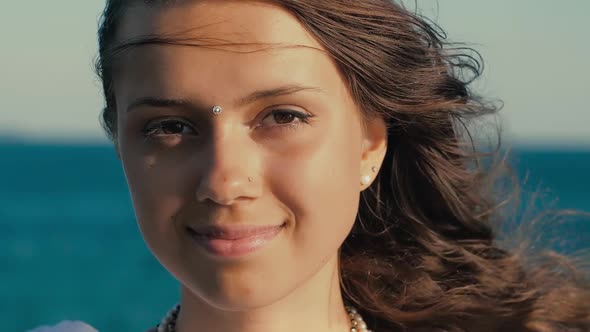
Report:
113,0,386,310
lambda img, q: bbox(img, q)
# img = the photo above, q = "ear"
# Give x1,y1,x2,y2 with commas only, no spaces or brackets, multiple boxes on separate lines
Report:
359,115,387,190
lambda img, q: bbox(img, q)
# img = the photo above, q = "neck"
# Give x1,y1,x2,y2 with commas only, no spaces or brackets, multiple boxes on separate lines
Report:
175,255,352,332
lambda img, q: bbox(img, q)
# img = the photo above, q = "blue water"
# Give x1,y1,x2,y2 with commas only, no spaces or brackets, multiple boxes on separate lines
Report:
1,143,589,331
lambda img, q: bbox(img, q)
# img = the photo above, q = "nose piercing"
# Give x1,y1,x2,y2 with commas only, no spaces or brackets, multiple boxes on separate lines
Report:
212,105,223,115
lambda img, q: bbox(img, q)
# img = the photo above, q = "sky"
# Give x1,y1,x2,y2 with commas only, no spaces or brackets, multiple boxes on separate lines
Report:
0,1,588,146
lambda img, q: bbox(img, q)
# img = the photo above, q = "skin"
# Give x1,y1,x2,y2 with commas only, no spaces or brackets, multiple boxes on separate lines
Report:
113,1,387,331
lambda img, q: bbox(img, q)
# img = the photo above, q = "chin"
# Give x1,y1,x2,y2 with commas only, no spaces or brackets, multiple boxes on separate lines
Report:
181,271,297,312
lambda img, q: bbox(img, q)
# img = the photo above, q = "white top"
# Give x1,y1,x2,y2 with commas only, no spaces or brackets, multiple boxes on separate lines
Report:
27,321,98,332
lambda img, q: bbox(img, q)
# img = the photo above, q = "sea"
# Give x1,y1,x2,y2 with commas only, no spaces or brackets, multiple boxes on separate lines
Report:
0,142,589,331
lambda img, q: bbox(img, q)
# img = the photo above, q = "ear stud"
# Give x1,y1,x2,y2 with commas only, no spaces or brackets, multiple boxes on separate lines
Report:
360,175,371,186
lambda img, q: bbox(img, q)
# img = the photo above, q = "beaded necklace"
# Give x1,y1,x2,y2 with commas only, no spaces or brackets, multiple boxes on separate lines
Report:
156,304,372,332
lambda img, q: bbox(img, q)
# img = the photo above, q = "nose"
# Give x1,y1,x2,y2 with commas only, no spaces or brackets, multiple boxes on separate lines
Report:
195,128,262,205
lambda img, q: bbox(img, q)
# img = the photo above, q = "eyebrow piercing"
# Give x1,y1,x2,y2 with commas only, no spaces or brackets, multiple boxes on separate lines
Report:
212,106,223,115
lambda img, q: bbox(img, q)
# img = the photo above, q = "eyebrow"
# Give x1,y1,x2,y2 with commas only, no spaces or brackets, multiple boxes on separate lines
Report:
126,84,324,113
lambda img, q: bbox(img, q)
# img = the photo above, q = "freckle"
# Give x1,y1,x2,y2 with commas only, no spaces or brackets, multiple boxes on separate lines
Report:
146,156,156,169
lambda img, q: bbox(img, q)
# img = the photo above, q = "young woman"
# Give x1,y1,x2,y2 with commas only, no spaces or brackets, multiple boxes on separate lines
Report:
34,0,590,331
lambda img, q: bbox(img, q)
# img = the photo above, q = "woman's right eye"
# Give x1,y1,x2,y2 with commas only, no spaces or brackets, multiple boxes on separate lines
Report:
142,119,198,141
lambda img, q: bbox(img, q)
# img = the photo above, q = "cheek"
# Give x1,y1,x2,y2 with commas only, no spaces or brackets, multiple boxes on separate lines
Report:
269,117,362,250
118,137,193,243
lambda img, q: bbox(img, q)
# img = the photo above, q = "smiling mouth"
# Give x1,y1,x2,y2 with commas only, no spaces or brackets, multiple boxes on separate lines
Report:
186,223,286,240
186,223,285,258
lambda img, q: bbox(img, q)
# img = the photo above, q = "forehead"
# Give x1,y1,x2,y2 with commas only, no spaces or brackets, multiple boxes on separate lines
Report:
116,1,322,52
112,0,352,107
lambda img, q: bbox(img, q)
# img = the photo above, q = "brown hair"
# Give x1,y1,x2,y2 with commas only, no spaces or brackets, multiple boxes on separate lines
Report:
95,1,590,331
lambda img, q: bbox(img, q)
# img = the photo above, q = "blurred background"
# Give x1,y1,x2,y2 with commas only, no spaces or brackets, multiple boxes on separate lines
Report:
1,1,588,331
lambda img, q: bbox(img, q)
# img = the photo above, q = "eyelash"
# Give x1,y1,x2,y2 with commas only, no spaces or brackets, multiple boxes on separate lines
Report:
141,109,313,141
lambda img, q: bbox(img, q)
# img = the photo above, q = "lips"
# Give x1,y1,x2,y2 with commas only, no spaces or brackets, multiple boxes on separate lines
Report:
186,223,285,257
188,223,284,239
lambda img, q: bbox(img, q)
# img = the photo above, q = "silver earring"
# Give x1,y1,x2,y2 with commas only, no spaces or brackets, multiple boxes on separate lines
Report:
360,175,371,186
212,106,223,115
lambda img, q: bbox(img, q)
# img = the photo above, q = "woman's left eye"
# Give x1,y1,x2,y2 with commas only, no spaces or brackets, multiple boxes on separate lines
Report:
260,109,312,127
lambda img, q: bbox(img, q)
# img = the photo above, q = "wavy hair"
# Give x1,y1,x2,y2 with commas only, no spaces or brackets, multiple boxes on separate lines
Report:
95,1,590,331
